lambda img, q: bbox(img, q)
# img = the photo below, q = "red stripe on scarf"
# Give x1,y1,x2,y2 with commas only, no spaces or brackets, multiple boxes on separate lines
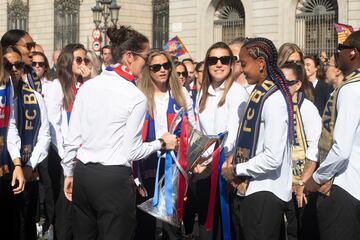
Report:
167,113,175,132
142,119,149,142
205,143,221,230
177,115,188,220
113,64,135,82
0,105,10,128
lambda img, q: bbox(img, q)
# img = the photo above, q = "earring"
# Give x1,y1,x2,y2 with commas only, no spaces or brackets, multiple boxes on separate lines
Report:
259,68,263,73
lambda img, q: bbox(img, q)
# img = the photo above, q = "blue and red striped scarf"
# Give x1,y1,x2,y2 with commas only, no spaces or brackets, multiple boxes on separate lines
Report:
66,81,82,124
0,81,12,166
106,64,136,85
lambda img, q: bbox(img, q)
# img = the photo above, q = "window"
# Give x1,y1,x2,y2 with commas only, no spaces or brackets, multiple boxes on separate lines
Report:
7,0,29,31
295,0,338,56
54,0,81,50
152,0,169,49
213,0,245,44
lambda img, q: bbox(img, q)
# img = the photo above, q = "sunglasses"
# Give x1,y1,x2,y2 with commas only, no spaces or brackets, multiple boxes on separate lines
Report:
233,55,240,62
207,56,232,66
31,61,45,68
337,43,360,53
3,60,25,72
286,79,300,86
132,51,148,62
285,60,303,65
177,71,188,78
74,56,90,65
149,62,171,73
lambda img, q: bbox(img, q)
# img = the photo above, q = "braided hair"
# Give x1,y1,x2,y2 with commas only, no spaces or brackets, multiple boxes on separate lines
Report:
243,37,294,144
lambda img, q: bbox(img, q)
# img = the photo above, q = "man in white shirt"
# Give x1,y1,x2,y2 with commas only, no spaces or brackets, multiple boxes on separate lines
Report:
305,30,360,240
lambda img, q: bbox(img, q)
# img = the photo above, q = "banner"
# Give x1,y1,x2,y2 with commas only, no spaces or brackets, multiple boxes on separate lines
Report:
163,36,188,57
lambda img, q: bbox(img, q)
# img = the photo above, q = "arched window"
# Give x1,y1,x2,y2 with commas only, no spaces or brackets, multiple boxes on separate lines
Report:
213,0,245,44
7,0,29,31
295,0,338,56
54,0,81,50
152,0,169,49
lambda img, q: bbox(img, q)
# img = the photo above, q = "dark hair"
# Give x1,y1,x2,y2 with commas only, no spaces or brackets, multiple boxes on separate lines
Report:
195,61,204,72
106,25,149,63
243,37,294,143
229,37,246,46
346,30,360,50
280,62,314,102
174,61,190,90
31,51,52,81
100,45,111,55
199,42,235,113
0,29,27,49
57,43,86,110
304,54,326,81
182,58,194,64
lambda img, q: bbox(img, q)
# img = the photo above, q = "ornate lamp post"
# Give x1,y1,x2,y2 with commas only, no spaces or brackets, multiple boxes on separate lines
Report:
92,0,120,45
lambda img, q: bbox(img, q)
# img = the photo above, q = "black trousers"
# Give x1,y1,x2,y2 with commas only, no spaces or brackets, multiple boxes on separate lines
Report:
317,185,360,240
230,194,245,240
0,175,21,240
72,161,136,240
239,191,285,240
18,181,39,240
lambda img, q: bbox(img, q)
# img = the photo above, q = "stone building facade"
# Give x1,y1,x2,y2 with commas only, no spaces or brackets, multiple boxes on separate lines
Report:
1,0,359,61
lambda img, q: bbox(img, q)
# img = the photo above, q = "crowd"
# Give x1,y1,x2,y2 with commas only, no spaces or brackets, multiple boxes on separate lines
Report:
0,25,359,240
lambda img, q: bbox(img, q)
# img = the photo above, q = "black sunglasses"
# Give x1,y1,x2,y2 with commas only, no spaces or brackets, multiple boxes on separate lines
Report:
75,56,90,65
25,42,36,51
177,71,188,78
337,43,360,53
207,56,232,66
149,62,172,73
3,59,25,72
286,79,300,86
31,61,45,68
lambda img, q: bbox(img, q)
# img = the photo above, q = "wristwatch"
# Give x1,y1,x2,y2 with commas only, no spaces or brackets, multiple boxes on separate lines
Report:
158,138,166,150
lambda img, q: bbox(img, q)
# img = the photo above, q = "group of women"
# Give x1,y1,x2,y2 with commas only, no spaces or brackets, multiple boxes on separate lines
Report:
0,24,349,240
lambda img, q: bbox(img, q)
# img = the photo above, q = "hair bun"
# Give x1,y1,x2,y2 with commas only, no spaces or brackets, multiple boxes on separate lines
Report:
107,25,133,45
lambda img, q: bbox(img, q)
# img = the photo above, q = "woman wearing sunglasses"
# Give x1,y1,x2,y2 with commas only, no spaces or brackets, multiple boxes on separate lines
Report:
3,45,51,239
280,63,322,240
135,49,195,240
1,29,41,93
0,45,26,238
191,42,248,240
175,62,189,87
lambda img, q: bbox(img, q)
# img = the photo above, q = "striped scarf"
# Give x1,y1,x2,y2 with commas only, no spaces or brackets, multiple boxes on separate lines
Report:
0,81,12,170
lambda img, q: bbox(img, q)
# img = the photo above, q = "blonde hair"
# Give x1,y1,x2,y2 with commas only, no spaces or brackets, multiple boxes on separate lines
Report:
277,43,304,67
86,50,101,78
138,50,187,118
0,45,9,85
198,42,235,113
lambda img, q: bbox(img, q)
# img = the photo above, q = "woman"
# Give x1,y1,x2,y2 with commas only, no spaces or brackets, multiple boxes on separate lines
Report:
4,45,51,240
136,49,195,240
41,43,91,240
193,42,248,240
277,43,314,102
221,37,294,240
86,50,101,78
175,61,189,88
278,43,304,66
1,29,41,93
280,63,322,240
61,26,177,240
304,55,332,115
0,45,26,239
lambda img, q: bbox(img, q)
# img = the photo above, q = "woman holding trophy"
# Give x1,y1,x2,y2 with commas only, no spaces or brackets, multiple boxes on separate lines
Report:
136,49,195,239
193,42,248,240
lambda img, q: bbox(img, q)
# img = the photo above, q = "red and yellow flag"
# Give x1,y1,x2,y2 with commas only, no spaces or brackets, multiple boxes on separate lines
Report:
334,23,354,44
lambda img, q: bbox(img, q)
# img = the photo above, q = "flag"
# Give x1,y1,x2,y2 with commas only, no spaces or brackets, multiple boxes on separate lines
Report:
334,23,354,44
163,36,188,57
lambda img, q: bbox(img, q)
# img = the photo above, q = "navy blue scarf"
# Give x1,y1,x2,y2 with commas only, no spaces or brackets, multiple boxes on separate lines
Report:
17,81,41,166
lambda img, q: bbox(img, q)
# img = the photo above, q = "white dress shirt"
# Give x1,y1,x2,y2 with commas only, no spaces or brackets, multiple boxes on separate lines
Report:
7,88,51,169
196,81,249,157
313,81,360,200
300,98,322,162
235,90,292,202
61,69,162,177
154,88,195,139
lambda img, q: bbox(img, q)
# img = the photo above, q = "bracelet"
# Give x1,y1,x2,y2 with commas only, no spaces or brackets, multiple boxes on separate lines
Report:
14,164,22,168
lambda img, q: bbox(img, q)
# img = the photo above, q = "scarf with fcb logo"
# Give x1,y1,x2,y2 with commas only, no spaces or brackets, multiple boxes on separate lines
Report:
106,64,136,85
0,81,12,170
17,81,41,166
26,65,42,94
